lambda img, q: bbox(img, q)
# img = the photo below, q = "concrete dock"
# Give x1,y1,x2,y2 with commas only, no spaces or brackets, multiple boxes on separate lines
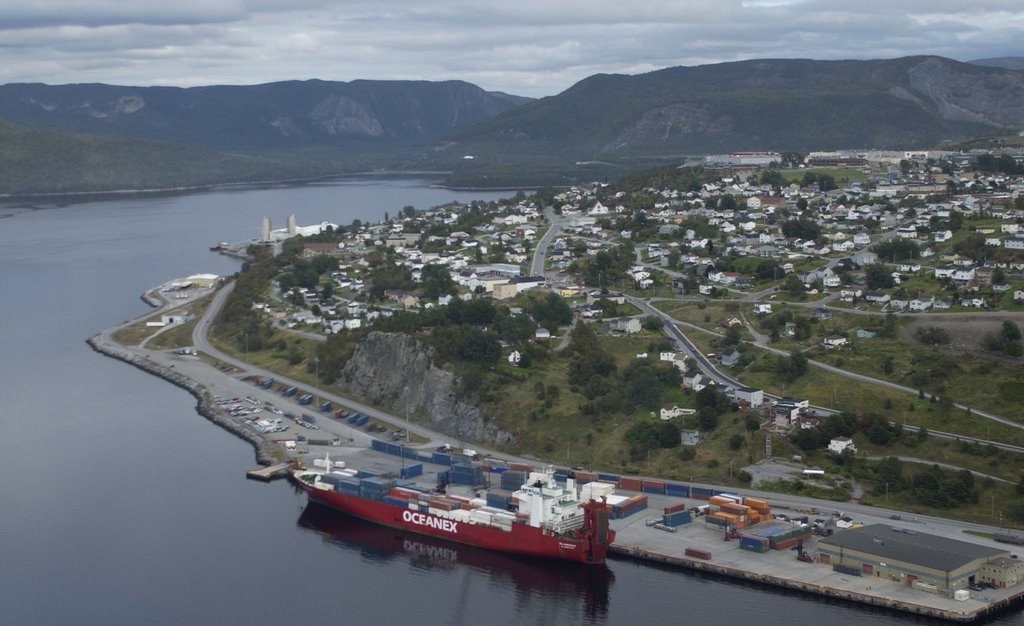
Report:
606,490,1024,623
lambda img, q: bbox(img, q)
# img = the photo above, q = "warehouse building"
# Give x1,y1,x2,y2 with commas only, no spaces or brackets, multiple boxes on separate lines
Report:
818,524,1011,594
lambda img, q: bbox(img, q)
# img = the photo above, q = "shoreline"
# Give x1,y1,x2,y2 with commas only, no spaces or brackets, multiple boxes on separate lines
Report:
88,283,1024,624
85,334,277,466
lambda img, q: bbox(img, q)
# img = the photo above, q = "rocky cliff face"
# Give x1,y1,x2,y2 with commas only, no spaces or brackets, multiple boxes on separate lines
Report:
337,332,515,447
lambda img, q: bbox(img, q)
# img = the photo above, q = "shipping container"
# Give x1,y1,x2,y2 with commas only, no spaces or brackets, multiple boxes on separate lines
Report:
510,463,533,472
282,386,298,397
690,486,714,500
320,401,332,412
354,415,369,426
664,502,688,515
298,394,313,405
400,464,423,479
371,439,387,453
347,413,361,423
709,495,738,507
685,548,711,560
432,452,452,466
617,477,643,492
597,472,620,483
260,377,274,389
833,563,862,577
641,479,666,495
665,482,690,498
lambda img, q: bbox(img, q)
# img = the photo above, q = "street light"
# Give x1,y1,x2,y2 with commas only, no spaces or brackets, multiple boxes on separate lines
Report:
314,356,320,406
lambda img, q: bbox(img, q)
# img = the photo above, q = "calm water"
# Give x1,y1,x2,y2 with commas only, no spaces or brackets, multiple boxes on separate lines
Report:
0,179,1014,625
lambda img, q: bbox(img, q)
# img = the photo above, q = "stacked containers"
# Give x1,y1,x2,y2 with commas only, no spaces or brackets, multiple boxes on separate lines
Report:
611,495,648,519
486,489,515,510
739,535,769,553
617,476,643,492
580,481,616,502
744,497,771,520
574,470,598,484
335,477,361,496
662,509,692,527
642,479,666,495
597,472,620,483
500,470,528,491
665,482,690,498
450,462,484,486
359,477,394,500
690,486,714,500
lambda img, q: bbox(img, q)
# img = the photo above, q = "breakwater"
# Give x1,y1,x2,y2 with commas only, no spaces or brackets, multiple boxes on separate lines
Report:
86,334,276,465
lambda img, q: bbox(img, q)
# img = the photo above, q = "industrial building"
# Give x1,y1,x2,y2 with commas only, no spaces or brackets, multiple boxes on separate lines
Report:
818,524,1012,594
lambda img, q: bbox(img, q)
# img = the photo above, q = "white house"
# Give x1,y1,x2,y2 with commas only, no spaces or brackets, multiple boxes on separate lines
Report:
823,335,847,349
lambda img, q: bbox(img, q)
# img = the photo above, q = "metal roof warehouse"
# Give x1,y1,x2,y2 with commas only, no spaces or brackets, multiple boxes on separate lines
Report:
818,524,1011,593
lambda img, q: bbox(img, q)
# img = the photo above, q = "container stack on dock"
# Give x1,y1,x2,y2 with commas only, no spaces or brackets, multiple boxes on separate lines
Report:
738,519,812,550
609,494,648,519
450,461,485,486
500,470,528,491
580,481,616,502
662,502,692,528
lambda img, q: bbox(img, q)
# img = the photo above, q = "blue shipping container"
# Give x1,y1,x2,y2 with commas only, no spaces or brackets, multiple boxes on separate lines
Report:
597,473,620,483
400,464,423,479
665,483,690,498
320,401,332,412
355,415,369,426
432,452,452,466
283,386,298,396
371,440,386,452
402,447,419,460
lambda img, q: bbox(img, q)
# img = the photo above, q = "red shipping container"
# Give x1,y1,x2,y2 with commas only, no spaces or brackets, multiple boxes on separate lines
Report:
685,548,712,560
510,463,533,472
618,477,643,491
664,503,688,514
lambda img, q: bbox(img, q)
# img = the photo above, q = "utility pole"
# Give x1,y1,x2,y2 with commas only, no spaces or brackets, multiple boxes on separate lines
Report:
314,356,320,406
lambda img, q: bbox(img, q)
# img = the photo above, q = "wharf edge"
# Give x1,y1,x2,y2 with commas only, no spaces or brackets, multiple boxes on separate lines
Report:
609,544,1024,623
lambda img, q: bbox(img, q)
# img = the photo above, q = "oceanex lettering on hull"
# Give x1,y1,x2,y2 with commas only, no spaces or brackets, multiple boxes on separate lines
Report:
402,509,458,533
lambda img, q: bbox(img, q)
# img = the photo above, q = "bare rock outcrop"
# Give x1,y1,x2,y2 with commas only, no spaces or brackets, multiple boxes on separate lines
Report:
337,332,515,447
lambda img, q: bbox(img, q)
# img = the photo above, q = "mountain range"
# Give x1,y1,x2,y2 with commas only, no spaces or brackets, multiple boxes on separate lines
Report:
2,56,1023,194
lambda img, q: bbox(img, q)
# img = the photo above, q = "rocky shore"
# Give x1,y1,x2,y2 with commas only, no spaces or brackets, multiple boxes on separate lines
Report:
86,334,277,465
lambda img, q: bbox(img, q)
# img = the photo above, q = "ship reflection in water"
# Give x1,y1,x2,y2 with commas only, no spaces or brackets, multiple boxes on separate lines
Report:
297,503,613,622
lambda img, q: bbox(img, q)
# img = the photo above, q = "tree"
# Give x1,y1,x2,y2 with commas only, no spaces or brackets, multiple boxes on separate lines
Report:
864,264,895,290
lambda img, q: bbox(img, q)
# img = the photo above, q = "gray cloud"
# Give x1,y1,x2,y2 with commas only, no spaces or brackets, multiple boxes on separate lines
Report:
0,1,1020,96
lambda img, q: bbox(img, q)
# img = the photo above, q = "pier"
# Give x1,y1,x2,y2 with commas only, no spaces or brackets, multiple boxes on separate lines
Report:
246,462,292,481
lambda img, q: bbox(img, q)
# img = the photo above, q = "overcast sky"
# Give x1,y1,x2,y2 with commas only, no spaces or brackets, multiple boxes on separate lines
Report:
2,1,1021,97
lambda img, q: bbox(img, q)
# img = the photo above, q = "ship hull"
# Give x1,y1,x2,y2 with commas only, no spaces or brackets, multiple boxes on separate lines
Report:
296,480,611,565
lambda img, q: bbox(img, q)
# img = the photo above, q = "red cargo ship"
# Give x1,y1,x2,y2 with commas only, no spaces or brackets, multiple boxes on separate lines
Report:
292,464,615,565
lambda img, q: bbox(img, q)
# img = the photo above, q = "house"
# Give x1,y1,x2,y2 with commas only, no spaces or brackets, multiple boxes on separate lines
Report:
897,263,921,273
810,307,832,320
909,297,934,312
823,335,847,349
855,329,876,339
840,285,865,301
610,317,642,334
823,274,842,288
960,296,987,308
508,350,522,366
932,229,953,242
733,386,764,408
720,348,741,367
864,291,891,304
1015,290,1024,303
828,436,856,455
753,303,773,315
534,327,552,341
682,370,706,391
